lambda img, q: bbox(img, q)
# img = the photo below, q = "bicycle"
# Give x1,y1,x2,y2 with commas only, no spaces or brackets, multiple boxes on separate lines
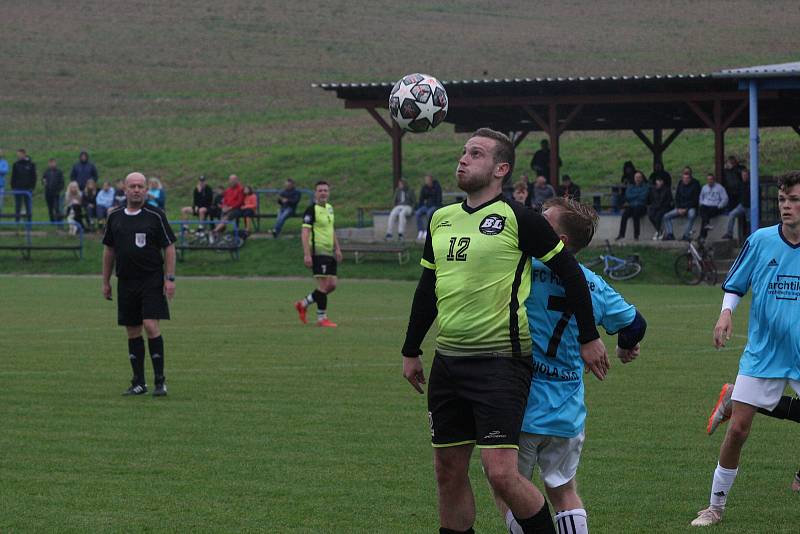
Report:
584,239,642,280
674,237,717,285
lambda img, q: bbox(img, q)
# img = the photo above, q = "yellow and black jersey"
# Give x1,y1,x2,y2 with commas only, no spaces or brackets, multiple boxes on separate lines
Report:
302,202,335,256
419,196,564,357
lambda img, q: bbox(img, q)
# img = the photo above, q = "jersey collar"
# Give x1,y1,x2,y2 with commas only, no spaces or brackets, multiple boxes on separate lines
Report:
461,193,504,215
779,223,800,249
124,208,142,216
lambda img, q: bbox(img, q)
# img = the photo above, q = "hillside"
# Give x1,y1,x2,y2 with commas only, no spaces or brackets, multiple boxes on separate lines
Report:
2,1,800,219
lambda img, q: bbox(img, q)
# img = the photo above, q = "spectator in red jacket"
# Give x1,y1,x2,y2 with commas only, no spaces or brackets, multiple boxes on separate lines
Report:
211,175,245,239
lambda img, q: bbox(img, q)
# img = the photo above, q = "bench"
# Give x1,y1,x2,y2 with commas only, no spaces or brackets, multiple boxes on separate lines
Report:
0,221,84,259
250,188,313,232
170,220,242,261
339,242,410,265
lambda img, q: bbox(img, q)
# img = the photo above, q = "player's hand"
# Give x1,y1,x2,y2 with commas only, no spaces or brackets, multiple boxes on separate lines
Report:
616,343,640,364
335,248,343,263
304,254,313,268
164,280,176,300
714,310,733,349
102,280,112,300
403,355,426,394
581,338,609,380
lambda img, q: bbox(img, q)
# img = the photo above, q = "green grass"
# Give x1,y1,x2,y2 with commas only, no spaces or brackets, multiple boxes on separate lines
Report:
1,276,797,533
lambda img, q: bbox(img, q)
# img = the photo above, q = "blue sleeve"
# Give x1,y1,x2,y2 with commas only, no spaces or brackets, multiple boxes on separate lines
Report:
721,236,756,296
589,271,636,334
0,160,8,176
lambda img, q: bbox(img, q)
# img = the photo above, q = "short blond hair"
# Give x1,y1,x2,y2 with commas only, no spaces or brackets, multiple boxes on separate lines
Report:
542,197,598,252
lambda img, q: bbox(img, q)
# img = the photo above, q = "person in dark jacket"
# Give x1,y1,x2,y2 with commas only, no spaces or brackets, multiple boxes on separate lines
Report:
181,176,214,230
646,176,673,240
70,151,98,191
616,171,650,240
42,158,65,222
557,174,581,201
722,155,744,209
414,174,442,240
649,161,672,191
11,149,37,222
662,166,701,241
722,168,751,240
273,178,302,238
612,160,637,213
530,139,561,180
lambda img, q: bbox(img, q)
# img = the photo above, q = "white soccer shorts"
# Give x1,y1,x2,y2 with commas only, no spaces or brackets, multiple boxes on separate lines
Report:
731,374,800,411
517,431,585,488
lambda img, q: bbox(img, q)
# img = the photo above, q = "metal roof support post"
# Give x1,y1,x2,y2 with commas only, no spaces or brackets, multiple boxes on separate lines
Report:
548,103,559,187
748,80,760,233
653,128,663,169
713,100,725,183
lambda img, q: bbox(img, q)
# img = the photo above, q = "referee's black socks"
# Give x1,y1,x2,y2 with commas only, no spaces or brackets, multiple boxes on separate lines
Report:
148,335,165,383
128,336,146,385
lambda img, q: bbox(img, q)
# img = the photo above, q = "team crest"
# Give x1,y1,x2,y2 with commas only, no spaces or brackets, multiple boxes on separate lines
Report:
479,214,505,235
135,233,146,248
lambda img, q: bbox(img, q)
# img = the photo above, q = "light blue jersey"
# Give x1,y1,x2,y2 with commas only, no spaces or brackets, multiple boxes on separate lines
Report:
522,260,636,438
722,224,800,380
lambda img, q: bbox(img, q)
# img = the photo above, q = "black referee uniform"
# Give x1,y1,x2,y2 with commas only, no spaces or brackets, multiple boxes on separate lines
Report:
103,205,176,395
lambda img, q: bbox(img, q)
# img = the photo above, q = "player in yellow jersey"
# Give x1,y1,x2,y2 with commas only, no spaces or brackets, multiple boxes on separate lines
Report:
294,181,342,327
401,128,608,534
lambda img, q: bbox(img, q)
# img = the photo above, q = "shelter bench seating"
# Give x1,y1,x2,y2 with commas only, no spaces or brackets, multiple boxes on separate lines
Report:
339,242,410,265
250,188,313,232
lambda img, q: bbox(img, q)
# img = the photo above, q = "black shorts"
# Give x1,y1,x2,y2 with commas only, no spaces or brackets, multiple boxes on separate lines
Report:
312,255,337,277
117,273,170,326
427,353,533,449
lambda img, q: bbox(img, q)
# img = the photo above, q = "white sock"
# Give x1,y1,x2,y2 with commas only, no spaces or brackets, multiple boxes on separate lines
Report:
710,463,738,509
505,509,523,534
317,309,326,321
555,508,588,534
302,293,315,307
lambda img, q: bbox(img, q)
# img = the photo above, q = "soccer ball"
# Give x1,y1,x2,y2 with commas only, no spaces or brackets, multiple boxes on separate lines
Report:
388,73,448,133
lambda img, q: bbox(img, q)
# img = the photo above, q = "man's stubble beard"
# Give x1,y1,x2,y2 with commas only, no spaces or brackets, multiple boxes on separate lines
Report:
457,172,493,194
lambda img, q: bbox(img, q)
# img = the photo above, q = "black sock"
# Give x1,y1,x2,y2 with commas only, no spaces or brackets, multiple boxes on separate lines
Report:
315,290,328,311
128,337,146,385
515,500,555,534
148,335,165,382
439,528,474,534
759,396,800,422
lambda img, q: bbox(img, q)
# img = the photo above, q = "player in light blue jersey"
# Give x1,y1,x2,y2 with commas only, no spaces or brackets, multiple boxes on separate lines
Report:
691,172,800,527
499,198,647,534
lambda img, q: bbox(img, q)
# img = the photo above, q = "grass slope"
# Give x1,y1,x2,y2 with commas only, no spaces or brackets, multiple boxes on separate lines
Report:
1,277,797,533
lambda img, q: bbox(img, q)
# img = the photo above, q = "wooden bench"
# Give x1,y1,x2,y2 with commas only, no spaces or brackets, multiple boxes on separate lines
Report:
251,188,313,232
0,220,84,259
339,243,410,265
171,220,242,260
0,243,83,260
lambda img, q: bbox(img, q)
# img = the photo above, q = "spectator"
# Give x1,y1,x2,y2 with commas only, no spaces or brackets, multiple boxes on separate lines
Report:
112,179,127,209
530,175,555,210
415,174,441,240
95,181,116,223
241,185,257,232
63,181,85,233
512,181,529,204
647,175,673,240
207,185,225,222
616,171,650,240
530,139,560,179
83,179,98,230
662,166,701,241
272,178,302,238
11,148,36,222
181,176,213,230
698,173,728,239
612,160,637,213
70,151,98,191
211,175,245,239
722,155,744,210
385,178,416,241
42,158,65,223
146,177,165,209
0,149,8,217
557,174,581,201
649,161,672,191
722,168,751,240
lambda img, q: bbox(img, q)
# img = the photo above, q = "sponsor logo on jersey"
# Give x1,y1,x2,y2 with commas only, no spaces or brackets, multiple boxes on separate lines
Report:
479,214,505,235
768,258,779,267
767,274,800,301
483,430,508,440
135,233,146,248
435,220,452,229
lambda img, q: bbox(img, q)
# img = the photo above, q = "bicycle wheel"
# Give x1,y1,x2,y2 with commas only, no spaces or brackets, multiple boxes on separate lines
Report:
607,260,642,281
701,254,718,285
674,252,702,285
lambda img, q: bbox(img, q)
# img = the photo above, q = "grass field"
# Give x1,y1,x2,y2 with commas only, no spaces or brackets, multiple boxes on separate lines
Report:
1,275,797,533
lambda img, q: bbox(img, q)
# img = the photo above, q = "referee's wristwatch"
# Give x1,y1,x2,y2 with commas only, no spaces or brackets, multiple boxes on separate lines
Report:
165,274,176,282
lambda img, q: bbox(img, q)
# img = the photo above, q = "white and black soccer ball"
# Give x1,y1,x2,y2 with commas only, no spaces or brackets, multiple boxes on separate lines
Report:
388,73,448,133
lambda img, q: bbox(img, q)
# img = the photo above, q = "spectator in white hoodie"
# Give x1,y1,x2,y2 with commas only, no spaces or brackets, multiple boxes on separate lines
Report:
698,173,728,239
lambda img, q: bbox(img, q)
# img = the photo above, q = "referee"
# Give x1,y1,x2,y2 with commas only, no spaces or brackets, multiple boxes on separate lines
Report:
401,129,608,534
102,172,176,397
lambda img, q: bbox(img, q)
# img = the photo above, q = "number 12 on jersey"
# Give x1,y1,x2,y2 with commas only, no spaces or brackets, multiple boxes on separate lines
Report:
446,237,470,261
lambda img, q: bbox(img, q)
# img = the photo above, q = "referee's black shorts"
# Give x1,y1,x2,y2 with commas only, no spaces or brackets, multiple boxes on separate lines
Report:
117,272,170,326
312,255,337,277
427,353,533,449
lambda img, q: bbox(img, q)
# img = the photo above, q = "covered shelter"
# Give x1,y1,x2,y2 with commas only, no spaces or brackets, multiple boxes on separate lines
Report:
316,64,800,226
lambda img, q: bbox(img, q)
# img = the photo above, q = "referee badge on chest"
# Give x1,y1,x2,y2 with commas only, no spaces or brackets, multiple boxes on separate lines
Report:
135,233,147,248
